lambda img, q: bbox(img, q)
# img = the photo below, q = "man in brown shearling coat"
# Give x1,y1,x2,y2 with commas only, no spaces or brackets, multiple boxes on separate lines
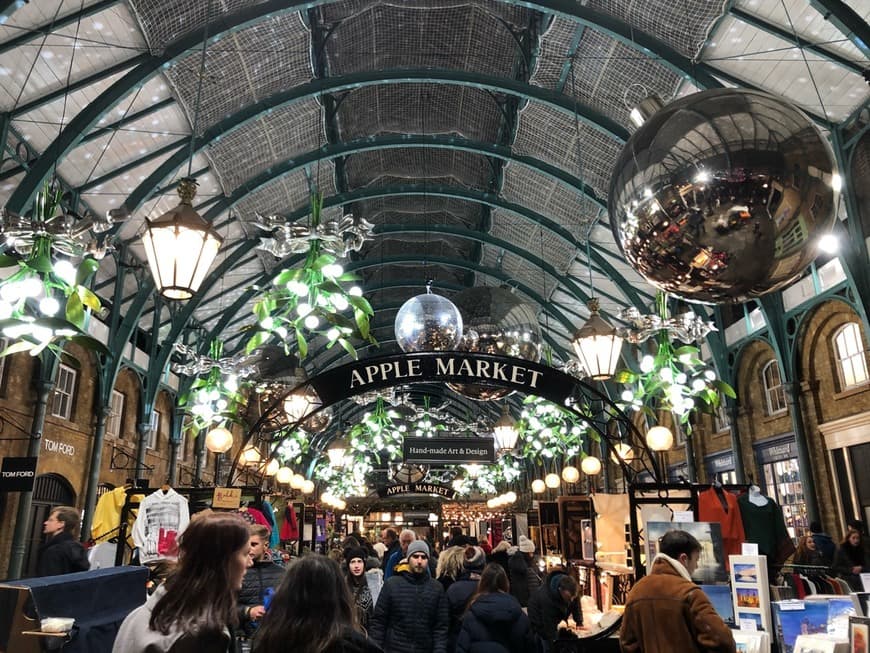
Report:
620,530,736,653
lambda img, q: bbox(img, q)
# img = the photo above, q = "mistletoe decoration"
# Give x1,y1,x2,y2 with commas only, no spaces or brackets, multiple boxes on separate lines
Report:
515,395,596,462
179,341,250,435
0,183,106,357
614,293,735,434
246,193,376,359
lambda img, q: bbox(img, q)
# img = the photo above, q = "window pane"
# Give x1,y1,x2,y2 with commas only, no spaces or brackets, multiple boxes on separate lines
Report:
835,323,869,389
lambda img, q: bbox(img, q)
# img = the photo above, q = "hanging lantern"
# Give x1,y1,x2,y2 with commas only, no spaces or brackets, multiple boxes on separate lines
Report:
571,298,623,381
141,178,222,300
610,443,635,464
283,379,331,433
204,426,233,454
241,444,262,466
531,479,546,493
394,289,463,352
561,466,580,483
646,425,674,452
327,438,348,467
492,404,519,454
544,473,560,489
276,466,293,484
581,455,602,476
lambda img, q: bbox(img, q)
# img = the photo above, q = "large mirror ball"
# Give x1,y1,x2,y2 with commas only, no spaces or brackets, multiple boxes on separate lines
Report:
609,88,838,304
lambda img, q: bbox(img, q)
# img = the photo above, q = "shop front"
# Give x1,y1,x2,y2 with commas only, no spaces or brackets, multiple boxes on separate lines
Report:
753,435,806,538
704,450,737,485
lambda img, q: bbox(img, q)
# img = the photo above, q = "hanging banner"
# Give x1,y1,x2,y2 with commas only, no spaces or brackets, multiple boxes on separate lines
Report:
378,482,458,500
0,457,38,492
403,437,494,464
308,352,567,407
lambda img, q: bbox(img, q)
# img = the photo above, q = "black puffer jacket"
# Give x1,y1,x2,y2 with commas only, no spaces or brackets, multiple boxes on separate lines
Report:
369,567,448,653
36,532,89,577
527,571,581,647
238,560,285,636
445,573,480,652
507,553,541,608
319,629,384,653
455,592,537,653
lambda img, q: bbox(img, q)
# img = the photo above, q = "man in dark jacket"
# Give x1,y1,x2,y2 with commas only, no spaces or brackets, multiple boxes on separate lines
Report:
528,569,582,651
238,525,285,637
810,521,836,564
381,527,401,573
370,540,448,653
36,506,89,577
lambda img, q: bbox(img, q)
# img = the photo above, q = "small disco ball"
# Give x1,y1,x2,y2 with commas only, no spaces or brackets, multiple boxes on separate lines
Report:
609,88,838,304
448,286,542,401
394,292,463,352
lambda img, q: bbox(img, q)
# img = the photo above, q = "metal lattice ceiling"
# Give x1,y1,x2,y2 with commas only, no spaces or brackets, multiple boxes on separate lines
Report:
0,0,868,424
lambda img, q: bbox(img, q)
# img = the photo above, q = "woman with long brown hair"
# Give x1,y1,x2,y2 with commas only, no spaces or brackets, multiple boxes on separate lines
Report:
113,512,252,652
253,555,382,653
456,563,537,653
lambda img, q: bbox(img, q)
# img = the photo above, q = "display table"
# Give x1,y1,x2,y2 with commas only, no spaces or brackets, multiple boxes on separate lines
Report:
0,565,148,653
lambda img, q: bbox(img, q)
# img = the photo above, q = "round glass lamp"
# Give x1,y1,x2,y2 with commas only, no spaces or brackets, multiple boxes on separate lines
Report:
263,459,280,476
531,479,546,493
301,479,315,494
581,455,602,476
646,425,674,451
544,473,560,489
204,426,233,454
610,443,635,464
241,444,262,466
290,473,305,490
561,466,580,483
275,466,293,484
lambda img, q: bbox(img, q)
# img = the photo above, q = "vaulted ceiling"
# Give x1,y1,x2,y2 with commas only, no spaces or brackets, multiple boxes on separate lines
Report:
0,0,868,401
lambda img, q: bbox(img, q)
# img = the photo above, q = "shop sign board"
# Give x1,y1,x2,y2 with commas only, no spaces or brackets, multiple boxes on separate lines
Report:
0,457,38,492
377,482,458,500
403,437,494,464
212,487,242,509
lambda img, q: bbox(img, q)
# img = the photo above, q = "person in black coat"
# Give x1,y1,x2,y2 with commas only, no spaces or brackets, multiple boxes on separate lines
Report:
832,528,866,591
370,540,448,653
508,536,541,608
380,528,401,574
36,506,89,577
527,569,582,651
455,563,537,653
238,525,285,637
446,546,486,652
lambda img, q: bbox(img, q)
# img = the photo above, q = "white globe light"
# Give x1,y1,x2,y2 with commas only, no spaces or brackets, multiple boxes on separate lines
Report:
53,260,77,285
646,425,674,452
581,456,602,476
531,479,547,494
264,459,280,476
38,297,60,316
304,314,319,329
349,286,363,297
610,443,635,464
332,295,349,311
505,491,517,503
561,466,580,483
322,263,344,277
290,473,305,489
19,277,43,298
301,479,315,494
204,427,233,453
486,498,496,509
276,466,293,484
544,473,560,489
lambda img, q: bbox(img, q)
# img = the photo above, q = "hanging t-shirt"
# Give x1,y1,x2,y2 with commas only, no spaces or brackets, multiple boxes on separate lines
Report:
698,487,746,564
737,493,795,566
132,488,190,563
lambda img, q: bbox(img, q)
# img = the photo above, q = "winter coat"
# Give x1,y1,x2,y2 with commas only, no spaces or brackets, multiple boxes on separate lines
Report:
811,532,836,563
319,629,385,653
833,541,866,590
455,592,537,653
381,541,401,573
112,585,237,653
619,554,736,653
347,572,375,629
527,570,581,649
369,566,449,653
507,552,541,608
445,573,480,652
238,560,286,636
36,532,89,577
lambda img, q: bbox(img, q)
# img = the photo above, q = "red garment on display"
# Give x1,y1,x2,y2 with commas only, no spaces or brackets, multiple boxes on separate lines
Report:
697,487,745,565
280,505,299,541
236,507,271,529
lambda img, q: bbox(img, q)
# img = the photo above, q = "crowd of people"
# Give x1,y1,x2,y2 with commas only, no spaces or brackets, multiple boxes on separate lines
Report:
108,517,583,653
792,519,868,590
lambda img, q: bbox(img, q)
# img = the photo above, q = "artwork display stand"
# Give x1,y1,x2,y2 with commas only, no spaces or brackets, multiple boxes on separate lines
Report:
729,555,772,634
732,630,771,653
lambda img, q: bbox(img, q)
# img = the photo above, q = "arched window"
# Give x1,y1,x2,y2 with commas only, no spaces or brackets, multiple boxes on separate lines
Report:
762,360,787,415
833,322,869,389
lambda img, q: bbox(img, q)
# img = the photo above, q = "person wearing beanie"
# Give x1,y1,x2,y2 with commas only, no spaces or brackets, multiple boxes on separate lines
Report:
489,539,511,577
445,546,487,652
371,538,448,653
344,545,379,629
509,535,542,608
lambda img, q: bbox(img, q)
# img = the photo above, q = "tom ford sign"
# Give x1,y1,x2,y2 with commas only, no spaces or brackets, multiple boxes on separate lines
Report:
377,482,458,500
309,352,571,407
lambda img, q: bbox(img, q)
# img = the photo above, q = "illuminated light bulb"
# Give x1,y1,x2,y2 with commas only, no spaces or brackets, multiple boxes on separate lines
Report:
640,355,654,373
259,316,274,330
691,378,706,392
296,302,312,317
348,286,363,297
561,466,580,483
322,263,344,277
581,456,602,476
610,443,634,464
326,328,340,341
264,459,280,476
620,390,634,402
831,173,842,192
53,260,76,285
204,427,233,453
287,280,308,296
0,302,12,319
818,233,838,254
545,473,560,489
304,315,319,329
332,295,349,310
704,370,716,381
224,375,238,392
505,491,517,503
216,399,228,410
0,282,23,303
38,297,60,316
646,425,674,452
276,467,293,484
675,373,687,385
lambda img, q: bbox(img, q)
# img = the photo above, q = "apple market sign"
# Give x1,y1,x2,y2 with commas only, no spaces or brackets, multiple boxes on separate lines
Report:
377,482,458,500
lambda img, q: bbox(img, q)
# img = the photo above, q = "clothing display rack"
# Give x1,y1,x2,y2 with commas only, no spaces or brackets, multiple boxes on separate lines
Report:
627,482,750,579
113,486,264,566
